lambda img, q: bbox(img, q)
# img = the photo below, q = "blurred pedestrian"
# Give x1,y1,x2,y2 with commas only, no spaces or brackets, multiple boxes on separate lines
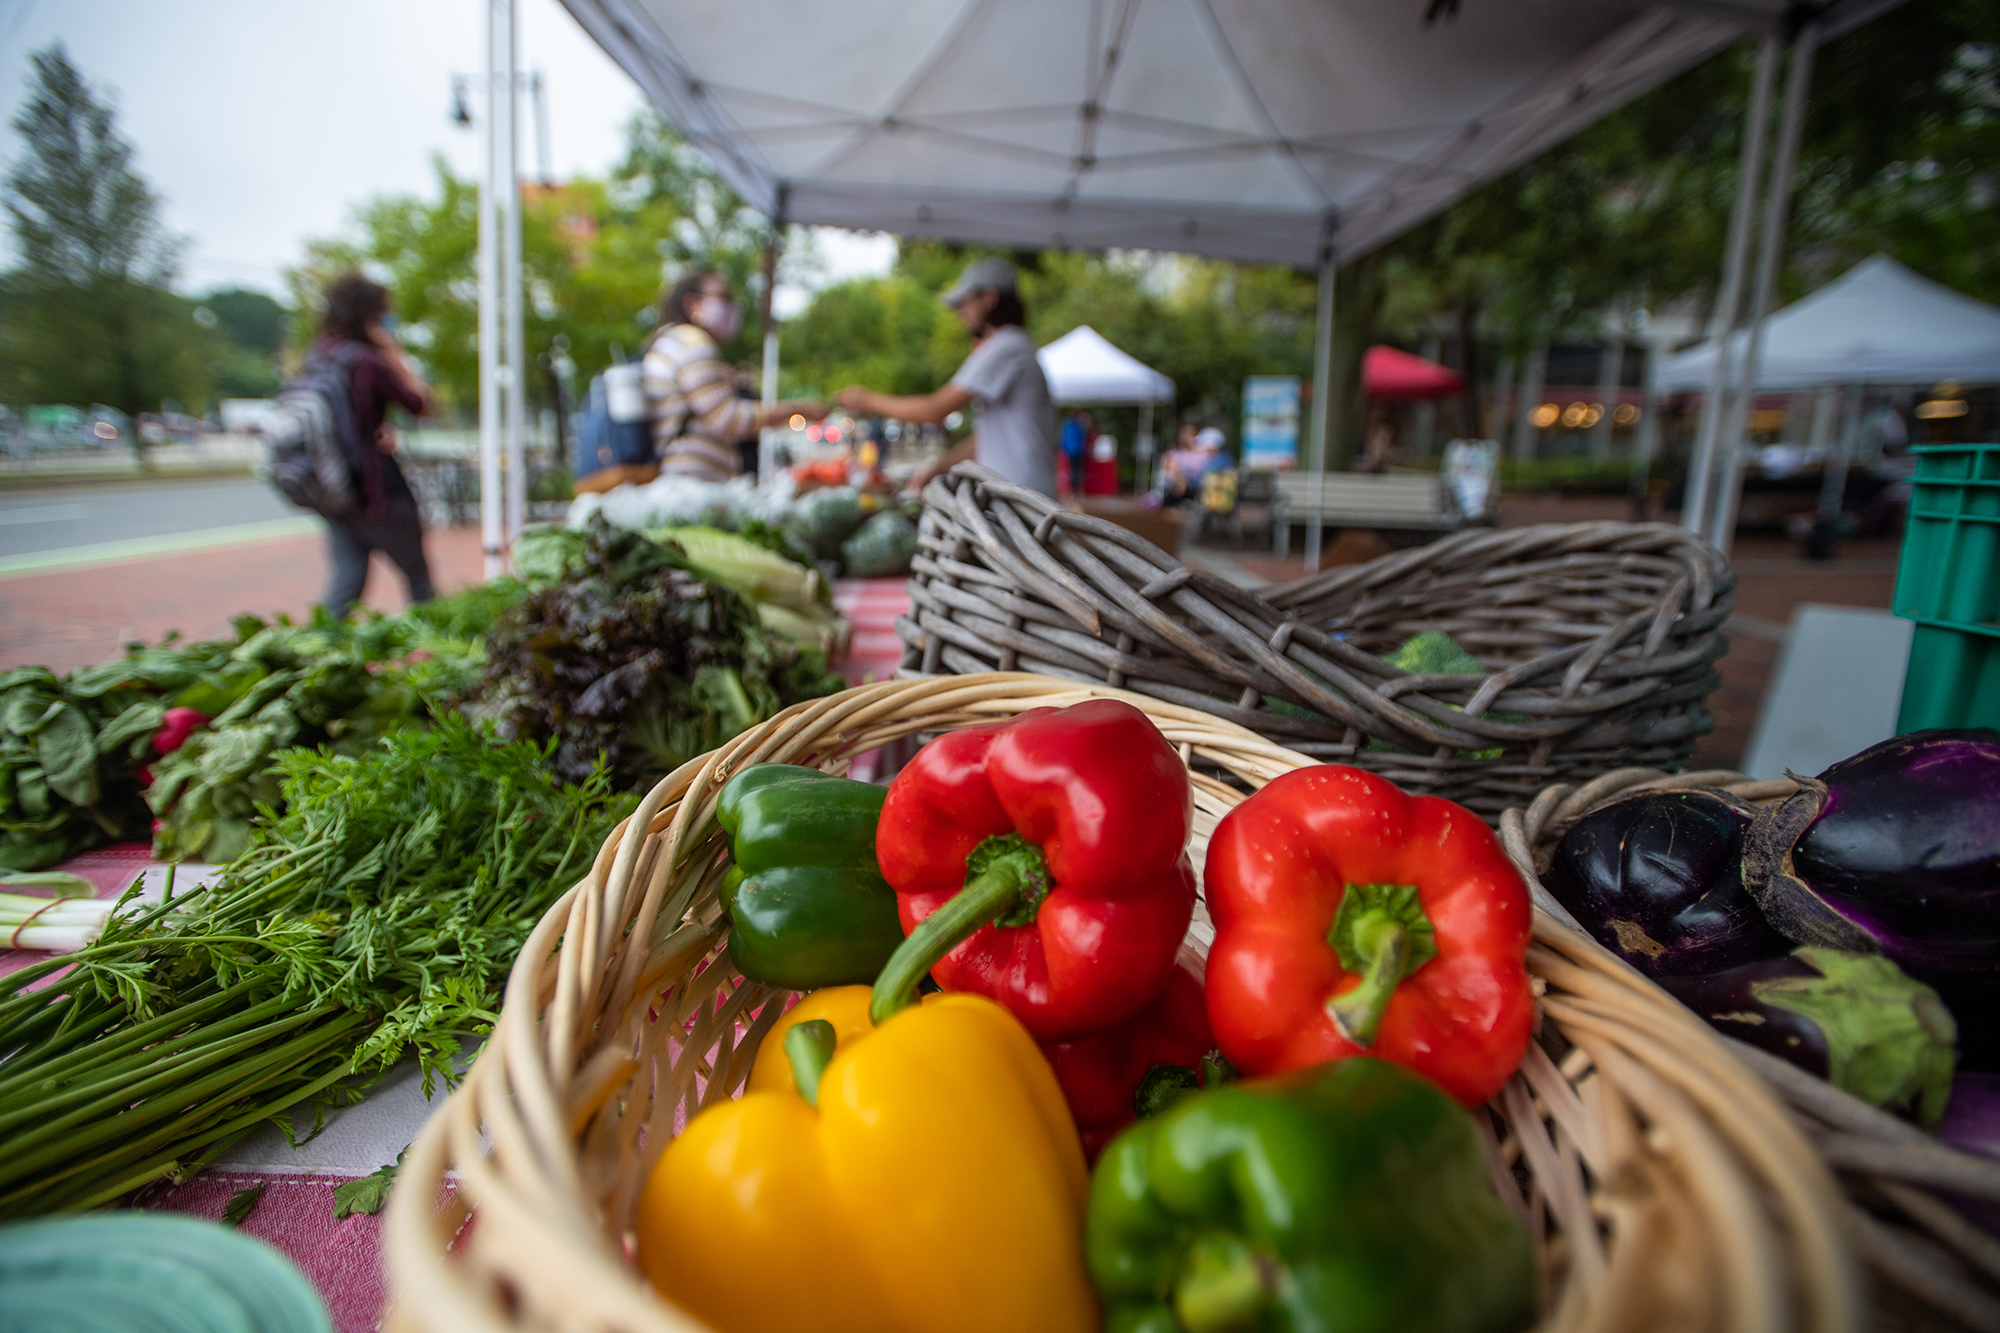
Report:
642,271,823,482
315,272,435,614
837,257,1059,496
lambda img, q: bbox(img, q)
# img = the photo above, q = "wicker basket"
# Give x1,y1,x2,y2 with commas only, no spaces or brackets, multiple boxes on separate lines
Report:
1507,767,2000,1333
895,465,1731,819
384,674,1854,1333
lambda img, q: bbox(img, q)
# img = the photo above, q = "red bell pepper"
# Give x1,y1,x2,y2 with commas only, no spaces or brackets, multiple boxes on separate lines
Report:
1204,765,1534,1106
871,699,1195,1042
1041,950,1212,1159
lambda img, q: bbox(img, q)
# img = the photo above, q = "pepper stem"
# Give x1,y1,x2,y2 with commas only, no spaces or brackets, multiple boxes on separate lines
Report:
869,834,1049,1026
1174,1233,1272,1333
1325,882,1438,1048
783,1019,838,1108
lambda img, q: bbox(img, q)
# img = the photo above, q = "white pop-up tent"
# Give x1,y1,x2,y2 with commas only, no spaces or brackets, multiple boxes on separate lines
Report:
557,0,1894,268
1659,254,2000,390
1037,326,1174,405
548,0,1901,566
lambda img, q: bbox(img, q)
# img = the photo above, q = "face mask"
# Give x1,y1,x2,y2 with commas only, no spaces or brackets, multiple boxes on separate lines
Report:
693,294,742,342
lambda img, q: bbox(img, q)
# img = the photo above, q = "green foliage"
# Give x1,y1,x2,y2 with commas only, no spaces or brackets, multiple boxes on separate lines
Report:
0,44,219,419
288,110,770,418
460,518,847,789
0,719,637,1216
779,240,1319,443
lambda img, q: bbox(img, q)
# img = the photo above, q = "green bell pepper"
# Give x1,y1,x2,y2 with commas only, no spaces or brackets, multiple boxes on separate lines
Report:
716,764,905,990
1086,1057,1534,1333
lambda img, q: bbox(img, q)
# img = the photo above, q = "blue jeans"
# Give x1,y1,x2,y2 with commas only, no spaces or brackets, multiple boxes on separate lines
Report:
323,501,434,614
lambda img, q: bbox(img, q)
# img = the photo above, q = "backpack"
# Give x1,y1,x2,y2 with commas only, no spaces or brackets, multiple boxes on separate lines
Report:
572,358,653,485
259,341,368,516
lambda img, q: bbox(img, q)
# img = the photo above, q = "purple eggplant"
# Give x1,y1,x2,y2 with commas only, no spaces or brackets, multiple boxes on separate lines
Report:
1942,1072,2000,1161
1543,789,1792,978
1742,728,2000,1067
1938,1072,2000,1234
1659,947,1957,1124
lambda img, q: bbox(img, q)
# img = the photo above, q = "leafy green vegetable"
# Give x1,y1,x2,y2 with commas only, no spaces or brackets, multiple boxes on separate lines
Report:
221,1183,265,1228
145,610,489,864
330,1156,399,1221
460,518,847,790
839,510,920,579
0,719,633,1217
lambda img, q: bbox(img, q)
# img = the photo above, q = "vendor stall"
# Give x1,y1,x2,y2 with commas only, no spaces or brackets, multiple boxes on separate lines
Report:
1036,325,1174,491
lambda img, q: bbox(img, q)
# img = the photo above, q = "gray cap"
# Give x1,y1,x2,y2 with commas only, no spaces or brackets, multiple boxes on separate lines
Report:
941,256,1019,307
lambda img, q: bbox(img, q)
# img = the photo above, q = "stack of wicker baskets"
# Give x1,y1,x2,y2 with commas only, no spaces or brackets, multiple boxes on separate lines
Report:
385,675,1868,1333
895,466,1731,819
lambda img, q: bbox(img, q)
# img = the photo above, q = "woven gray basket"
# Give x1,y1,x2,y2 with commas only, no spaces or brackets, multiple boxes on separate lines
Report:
895,464,1733,818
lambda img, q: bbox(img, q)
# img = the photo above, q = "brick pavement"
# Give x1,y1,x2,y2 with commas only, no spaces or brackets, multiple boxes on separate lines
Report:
1,523,489,672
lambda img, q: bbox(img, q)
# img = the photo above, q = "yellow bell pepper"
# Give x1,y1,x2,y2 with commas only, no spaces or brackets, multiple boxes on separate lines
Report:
634,985,1099,1333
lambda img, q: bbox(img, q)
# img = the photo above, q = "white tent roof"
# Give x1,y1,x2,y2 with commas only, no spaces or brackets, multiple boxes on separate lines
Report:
1659,254,2000,391
558,0,1899,267
1037,325,1174,404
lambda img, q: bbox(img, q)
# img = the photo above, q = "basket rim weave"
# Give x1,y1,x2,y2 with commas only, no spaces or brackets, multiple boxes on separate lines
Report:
382,674,1857,1333
895,466,1734,815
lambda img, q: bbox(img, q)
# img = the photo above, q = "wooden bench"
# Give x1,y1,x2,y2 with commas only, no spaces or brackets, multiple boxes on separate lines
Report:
1270,471,1475,555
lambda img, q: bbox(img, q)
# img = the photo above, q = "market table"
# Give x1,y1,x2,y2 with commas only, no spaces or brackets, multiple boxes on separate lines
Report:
2,577,914,1332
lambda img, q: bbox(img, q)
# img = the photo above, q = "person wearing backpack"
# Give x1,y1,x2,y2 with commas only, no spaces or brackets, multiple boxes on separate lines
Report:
312,272,436,613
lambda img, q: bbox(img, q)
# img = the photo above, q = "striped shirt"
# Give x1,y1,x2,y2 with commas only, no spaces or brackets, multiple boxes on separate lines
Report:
640,322,756,482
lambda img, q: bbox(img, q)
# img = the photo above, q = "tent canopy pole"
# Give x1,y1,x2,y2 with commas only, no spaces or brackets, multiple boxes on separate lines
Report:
501,0,527,558
757,189,787,479
1303,243,1336,574
1684,32,1781,539
478,0,506,579
1708,19,1820,555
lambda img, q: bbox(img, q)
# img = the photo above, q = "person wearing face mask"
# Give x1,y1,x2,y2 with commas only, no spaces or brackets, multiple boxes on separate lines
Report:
834,257,1058,497
641,271,823,482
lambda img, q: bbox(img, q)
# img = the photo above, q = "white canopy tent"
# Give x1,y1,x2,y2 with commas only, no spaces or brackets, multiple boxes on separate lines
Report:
1037,324,1174,489
546,0,1901,567
1037,326,1174,404
1659,254,2000,391
557,0,1896,268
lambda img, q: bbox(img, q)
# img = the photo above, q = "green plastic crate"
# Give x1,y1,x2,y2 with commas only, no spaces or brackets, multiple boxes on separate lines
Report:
1893,442,2000,730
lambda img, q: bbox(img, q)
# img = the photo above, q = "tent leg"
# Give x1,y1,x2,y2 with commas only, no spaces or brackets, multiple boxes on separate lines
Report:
1812,386,1846,520
1590,320,1620,462
478,0,505,580
1709,20,1820,555
1511,340,1546,464
501,0,526,558
1303,252,1336,574
1629,336,1662,519
1685,32,1781,539
1137,400,1154,495
757,194,786,479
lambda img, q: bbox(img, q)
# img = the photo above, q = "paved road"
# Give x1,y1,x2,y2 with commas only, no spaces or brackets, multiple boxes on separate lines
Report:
0,478,299,559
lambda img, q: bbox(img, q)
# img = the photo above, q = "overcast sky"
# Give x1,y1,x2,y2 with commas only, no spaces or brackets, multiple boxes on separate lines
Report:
0,0,895,309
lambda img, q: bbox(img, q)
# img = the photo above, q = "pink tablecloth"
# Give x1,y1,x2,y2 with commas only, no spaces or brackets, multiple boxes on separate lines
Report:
5,579,917,1331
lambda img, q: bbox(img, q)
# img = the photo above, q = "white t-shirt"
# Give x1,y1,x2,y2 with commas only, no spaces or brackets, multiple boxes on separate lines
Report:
949,325,1059,497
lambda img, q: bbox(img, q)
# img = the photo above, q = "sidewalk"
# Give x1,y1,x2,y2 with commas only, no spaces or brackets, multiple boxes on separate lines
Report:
1,523,489,672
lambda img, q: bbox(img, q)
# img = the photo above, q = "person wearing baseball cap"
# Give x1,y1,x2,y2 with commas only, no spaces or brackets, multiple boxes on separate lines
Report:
835,256,1059,496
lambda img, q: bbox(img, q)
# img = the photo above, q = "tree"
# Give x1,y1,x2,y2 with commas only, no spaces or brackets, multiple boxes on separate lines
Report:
1365,0,2000,458
0,43,216,427
287,110,770,419
197,288,286,397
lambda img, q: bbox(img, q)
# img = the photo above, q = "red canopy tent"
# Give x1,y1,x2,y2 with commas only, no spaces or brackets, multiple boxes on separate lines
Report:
1365,345,1463,401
